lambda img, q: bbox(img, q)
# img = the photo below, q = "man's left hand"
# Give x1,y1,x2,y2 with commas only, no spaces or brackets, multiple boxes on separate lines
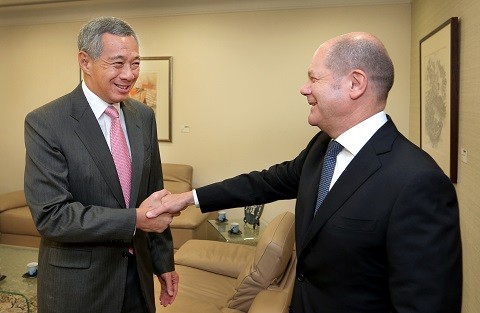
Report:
157,271,179,307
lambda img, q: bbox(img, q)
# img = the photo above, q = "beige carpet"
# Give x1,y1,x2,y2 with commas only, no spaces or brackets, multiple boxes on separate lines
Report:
0,291,37,313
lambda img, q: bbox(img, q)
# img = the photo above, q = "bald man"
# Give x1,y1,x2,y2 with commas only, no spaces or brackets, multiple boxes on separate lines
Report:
153,32,462,313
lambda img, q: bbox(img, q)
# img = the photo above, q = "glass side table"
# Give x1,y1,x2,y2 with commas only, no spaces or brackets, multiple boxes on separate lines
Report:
0,244,38,313
207,218,266,246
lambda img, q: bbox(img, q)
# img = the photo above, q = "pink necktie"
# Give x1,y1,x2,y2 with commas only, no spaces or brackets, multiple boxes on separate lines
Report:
105,105,132,207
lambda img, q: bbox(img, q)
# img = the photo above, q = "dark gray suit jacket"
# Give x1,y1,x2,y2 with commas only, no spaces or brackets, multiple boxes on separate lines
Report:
24,84,174,313
196,118,462,313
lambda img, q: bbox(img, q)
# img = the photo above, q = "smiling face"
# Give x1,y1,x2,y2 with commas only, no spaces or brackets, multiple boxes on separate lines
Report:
300,33,394,138
299,43,350,136
80,33,140,104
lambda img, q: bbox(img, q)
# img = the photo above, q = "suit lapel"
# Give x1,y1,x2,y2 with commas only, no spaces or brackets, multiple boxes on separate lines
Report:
298,119,399,254
296,133,330,245
69,85,125,207
122,100,144,208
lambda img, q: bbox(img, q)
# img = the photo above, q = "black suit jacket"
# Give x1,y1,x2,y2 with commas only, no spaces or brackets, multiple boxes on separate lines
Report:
24,84,174,313
196,118,462,313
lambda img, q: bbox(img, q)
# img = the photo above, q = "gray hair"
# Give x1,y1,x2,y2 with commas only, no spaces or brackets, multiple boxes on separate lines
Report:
325,34,394,102
78,16,139,59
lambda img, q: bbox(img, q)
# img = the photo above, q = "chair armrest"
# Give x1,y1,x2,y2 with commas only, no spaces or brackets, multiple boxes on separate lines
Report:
170,205,209,229
0,190,27,213
248,289,291,313
175,240,255,278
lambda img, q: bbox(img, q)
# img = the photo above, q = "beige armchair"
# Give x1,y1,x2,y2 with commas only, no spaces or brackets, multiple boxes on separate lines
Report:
161,163,215,249
159,211,296,313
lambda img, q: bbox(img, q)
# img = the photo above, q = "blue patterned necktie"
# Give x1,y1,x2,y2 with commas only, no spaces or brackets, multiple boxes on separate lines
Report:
314,140,343,216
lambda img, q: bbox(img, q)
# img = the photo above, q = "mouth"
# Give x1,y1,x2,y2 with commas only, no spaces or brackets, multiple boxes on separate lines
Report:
306,96,317,106
115,83,131,92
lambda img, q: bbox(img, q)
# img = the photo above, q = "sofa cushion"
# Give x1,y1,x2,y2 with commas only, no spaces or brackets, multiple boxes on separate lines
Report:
175,240,255,278
227,211,295,312
162,163,193,193
0,190,27,213
0,206,39,236
161,264,236,312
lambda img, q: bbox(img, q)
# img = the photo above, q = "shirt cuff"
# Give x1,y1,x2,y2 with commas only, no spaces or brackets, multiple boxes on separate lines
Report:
192,189,200,208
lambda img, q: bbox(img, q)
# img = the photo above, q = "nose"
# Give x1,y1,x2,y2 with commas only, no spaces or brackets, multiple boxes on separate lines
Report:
300,82,311,96
121,65,137,81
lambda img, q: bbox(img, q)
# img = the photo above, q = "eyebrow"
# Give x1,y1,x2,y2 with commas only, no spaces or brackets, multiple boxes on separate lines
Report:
308,69,319,78
108,55,140,62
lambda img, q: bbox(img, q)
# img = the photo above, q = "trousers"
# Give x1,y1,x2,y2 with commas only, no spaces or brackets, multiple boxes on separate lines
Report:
121,254,149,313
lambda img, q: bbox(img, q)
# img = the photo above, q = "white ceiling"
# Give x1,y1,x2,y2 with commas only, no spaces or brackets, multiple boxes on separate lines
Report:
0,0,411,26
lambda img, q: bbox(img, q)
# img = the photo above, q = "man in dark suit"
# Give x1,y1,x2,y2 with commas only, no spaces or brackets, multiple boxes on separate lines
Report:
24,17,178,313
149,32,462,312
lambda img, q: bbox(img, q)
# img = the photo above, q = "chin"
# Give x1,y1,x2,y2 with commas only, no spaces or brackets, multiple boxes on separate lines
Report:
111,95,130,103
308,115,319,127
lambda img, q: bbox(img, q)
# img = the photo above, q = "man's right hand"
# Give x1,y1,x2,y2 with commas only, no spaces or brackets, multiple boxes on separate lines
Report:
146,191,194,219
136,190,176,233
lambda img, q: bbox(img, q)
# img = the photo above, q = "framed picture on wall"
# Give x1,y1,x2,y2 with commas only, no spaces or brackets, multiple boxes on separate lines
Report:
419,17,459,183
129,56,173,142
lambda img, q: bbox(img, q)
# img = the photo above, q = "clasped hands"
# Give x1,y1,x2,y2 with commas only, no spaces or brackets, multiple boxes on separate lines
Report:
136,189,193,233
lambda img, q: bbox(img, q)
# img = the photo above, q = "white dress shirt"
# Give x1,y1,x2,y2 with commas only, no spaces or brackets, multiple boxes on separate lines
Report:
331,111,388,189
81,81,131,156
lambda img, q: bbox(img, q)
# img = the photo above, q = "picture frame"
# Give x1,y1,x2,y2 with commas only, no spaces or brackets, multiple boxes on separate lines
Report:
420,17,459,183
129,56,173,142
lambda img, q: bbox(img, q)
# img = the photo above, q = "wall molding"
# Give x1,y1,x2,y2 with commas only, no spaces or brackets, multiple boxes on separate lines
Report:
0,0,410,26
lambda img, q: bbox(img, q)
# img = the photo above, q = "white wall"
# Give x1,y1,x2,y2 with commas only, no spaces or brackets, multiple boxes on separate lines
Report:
0,4,411,221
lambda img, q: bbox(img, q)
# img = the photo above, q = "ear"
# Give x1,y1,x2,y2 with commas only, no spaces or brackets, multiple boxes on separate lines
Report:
78,51,91,77
348,69,367,100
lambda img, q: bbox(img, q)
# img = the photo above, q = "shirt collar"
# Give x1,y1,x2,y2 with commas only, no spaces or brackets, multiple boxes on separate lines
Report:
82,81,120,119
335,111,387,157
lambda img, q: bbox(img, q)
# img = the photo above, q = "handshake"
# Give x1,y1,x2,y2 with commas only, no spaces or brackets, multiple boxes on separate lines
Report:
136,189,195,233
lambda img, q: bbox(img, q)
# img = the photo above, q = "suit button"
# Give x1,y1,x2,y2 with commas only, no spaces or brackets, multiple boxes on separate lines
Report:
122,251,129,258
297,273,304,282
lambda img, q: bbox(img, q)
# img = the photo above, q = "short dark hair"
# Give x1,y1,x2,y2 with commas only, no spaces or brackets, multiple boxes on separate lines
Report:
78,16,139,59
325,35,394,102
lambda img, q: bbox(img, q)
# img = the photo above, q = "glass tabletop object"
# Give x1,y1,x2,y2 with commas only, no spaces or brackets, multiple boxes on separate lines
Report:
208,218,266,246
